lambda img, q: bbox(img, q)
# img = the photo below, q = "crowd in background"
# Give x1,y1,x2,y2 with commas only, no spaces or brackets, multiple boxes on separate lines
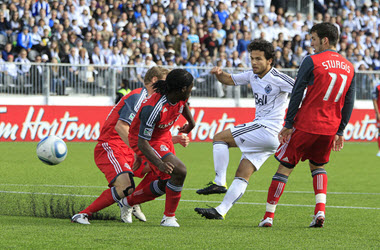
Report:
0,0,379,96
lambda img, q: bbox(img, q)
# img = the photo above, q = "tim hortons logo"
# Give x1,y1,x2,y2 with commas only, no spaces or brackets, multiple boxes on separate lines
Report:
0,107,100,141
343,114,378,141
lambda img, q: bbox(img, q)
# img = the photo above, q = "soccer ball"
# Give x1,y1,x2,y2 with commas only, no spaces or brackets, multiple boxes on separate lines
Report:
36,135,68,165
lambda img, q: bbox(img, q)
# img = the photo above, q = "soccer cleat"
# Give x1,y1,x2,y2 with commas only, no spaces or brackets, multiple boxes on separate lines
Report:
196,181,227,195
258,217,273,227
71,213,90,225
376,151,380,157
118,200,133,223
309,211,325,227
132,204,147,222
160,215,180,227
194,207,224,220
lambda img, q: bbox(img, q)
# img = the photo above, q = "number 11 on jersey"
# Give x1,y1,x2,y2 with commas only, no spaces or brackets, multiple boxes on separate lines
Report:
323,73,348,102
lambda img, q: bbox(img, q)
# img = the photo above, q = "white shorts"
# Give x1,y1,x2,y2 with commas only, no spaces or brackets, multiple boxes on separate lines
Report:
230,122,279,171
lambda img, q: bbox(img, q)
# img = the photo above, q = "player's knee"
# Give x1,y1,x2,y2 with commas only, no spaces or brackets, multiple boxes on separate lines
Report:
122,172,135,196
173,164,187,180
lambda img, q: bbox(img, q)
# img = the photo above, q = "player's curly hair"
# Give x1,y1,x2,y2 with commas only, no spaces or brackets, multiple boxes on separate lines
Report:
310,22,339,46
153,69,194,95
247,39,275,66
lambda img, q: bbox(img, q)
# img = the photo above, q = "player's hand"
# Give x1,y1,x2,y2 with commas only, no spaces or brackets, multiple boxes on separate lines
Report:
178,123,194,134
332,135,344,151
157,161,175,174
210,67,223,75
132,154,142,171
172,134,190,147
278,127,293,144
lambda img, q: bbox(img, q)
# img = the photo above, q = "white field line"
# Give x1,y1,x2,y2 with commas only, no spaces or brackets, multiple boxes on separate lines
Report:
0,190,379,210
0,183,379,195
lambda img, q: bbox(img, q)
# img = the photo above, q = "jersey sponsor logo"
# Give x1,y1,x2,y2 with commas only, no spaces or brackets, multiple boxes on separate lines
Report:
265,84,272,94
144,128,153,137
254,93,268,106
158,115,181,129
160,145,169,151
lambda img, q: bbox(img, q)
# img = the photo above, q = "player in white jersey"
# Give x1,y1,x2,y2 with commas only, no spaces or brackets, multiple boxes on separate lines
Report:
195,39,294,219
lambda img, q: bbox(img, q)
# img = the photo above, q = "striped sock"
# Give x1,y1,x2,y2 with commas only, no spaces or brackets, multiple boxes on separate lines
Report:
125,180,165,207
80,186,120,216
264,173,288,219
312,169,328,215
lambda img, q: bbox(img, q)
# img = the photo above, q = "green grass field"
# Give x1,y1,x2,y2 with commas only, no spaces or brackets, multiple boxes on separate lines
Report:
0,141,379,249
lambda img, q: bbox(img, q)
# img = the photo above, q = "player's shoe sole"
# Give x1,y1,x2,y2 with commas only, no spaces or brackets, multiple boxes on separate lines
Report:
132,204,147,222
258,217,273,227
309,211,325,227
71,213,90,225
196,181,227,195
194,207,224,220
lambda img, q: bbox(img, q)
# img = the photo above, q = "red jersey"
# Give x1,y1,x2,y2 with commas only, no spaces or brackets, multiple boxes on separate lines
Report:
284,50,355,135
98,87,148,145
128,93,186,145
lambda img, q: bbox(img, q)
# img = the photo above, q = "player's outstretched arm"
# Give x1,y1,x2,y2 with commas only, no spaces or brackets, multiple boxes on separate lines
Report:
178,103,195,134
115,120,131,147
278,127,293,144
332,135,344,151
210,66,235,85
137,137,174,174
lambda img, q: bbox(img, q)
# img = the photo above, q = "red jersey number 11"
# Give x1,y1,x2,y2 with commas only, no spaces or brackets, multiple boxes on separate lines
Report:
323,73,348,102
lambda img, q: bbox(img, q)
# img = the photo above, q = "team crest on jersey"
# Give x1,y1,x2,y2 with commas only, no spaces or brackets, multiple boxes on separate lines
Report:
144,128,153,137
265,84,272,94
160,145,169,151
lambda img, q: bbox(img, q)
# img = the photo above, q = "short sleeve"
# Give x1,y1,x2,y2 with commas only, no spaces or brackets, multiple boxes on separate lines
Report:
118,96,138,125
231,71,253,86
138,105,160,140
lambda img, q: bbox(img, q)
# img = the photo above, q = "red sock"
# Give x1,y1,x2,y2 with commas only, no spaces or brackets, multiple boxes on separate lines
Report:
264,176,287,219
312,170,328,215
127,180,164,206
135,171,157,193
80,187,119,216
163,181,183,217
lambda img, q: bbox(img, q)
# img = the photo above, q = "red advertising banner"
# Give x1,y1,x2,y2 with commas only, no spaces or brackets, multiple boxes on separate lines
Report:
0,105,377,142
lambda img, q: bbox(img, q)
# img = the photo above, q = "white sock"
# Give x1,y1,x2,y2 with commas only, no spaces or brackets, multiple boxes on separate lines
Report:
213,142,229,186
215,177,248,216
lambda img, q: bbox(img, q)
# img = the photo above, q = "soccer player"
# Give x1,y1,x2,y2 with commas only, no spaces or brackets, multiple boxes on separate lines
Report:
119,69,195,227
194,39,294,219
373,83,380,157
258,22,355,228
71,66,171,225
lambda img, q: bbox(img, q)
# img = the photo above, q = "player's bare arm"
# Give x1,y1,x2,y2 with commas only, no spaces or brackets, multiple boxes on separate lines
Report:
278,127,293,144
115,120,131,147
172,134,190,147
178,104,196,134
137,137,174,174
332,135,344,151
373,99,380,120
210,66,235,85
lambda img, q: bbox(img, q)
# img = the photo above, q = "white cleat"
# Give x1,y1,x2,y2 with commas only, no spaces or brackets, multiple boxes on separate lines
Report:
309,211,325,227
376,152,380,157
258,217,273,227
132,204,147,222
118,200,133,223
71,213,90,225
160,215,180,227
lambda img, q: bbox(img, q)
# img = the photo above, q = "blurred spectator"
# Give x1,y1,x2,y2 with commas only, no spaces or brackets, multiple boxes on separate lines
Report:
174,28,191,60
4,55,18,87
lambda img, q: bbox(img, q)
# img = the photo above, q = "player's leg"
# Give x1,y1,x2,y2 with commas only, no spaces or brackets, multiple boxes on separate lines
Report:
196,129,237,195
377,127,380,156
309,162,327,227
160,154,187,227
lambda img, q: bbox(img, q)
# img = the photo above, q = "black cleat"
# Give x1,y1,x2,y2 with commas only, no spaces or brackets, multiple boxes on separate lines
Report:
194,207,224,220
196,181,227,195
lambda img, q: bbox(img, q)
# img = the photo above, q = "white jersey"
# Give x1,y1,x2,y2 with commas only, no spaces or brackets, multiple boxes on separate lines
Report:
231,68,294,132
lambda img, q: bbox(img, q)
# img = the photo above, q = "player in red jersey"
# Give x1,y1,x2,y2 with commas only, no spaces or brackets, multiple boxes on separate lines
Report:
373,84,380,157
119,69,195,227
258,23,355,228
71,67,170,225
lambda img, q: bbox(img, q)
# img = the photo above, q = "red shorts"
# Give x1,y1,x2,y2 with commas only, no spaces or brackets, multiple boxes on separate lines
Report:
275,129,335,168
94,142,135,187
131,140,175,180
